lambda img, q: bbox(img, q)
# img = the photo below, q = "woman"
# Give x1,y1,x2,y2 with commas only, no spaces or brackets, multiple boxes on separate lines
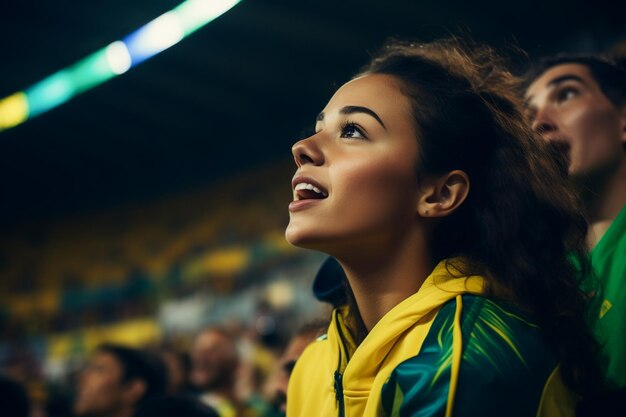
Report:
285,38,604,417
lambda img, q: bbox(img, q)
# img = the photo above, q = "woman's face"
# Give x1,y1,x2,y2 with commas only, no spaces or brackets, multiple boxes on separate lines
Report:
285,73,422,254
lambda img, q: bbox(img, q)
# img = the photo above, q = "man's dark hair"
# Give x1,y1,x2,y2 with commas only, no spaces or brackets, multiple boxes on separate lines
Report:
525,54,626,107
97,344,167,407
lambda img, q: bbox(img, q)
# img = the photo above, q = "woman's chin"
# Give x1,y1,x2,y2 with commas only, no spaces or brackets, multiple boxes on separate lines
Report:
285,227,327,251
285,228,312,248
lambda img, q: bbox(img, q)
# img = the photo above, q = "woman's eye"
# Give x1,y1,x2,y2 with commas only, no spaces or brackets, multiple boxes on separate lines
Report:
556,87,578,103
340,122,366,139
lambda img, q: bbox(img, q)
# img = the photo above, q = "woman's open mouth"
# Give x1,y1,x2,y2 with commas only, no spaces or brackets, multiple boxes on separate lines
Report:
294,182,328,200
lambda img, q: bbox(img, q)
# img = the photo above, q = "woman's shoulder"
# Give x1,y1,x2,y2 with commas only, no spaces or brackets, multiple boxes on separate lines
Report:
385,294,558,389
441,294,556,373
380,295,562,417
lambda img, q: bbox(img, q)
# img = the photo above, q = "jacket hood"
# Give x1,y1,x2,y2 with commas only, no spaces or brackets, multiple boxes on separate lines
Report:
329,258,485,395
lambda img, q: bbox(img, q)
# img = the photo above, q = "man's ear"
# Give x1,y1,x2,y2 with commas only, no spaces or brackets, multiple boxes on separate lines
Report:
416,170,470,218
123,379,147,407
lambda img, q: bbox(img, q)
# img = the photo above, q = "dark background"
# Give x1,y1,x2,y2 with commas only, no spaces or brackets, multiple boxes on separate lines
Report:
1,0,624,231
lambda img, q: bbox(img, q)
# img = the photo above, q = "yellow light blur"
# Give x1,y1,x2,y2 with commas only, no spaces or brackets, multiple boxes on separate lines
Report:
0,92,29,131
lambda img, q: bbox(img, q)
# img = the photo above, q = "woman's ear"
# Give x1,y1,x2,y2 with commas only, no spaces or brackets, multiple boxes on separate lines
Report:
416,170,470,218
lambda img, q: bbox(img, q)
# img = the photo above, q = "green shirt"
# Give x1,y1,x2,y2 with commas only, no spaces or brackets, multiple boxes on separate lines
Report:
591,204,626,387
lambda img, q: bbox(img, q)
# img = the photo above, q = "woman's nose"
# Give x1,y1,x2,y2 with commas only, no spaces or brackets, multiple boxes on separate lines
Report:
292,135,324,167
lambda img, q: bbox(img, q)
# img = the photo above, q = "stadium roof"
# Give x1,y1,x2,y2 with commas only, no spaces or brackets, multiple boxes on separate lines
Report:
0,0,623,229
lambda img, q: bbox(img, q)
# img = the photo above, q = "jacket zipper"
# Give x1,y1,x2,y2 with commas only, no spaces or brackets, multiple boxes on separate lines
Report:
334,309,347,417
334,370,345,417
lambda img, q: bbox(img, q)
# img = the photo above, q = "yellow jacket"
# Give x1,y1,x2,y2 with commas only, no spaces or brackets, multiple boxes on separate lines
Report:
287,260,575,417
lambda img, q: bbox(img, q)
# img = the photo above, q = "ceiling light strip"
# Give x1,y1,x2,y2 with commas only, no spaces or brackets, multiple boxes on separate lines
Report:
0,0,241,132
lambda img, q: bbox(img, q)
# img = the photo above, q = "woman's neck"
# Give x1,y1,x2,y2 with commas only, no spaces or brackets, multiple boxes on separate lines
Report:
337,230,434,332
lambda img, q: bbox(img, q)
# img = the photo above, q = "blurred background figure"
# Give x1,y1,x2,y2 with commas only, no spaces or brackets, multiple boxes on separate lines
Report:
525,54,626,416
73,344,167,417
156,345,192,395
1,348,49,417
263,321,326,417
0,374,31,417
190,328,241,417
135,395,219,417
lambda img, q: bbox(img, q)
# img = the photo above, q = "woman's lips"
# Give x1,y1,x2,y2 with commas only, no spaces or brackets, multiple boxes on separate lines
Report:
290,174,328,212
288,198,324,212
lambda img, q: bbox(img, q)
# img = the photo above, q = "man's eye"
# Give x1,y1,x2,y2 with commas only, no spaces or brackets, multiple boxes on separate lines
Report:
557,88,578,103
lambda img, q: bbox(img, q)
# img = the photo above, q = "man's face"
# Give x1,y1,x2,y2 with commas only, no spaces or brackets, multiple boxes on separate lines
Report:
526,63,626,181
190,331,237,391
272,332,318,414
74,352,128,417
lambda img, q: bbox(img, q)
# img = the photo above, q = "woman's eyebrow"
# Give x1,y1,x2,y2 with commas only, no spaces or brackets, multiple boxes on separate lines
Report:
316,106,387,130
340,105,387,130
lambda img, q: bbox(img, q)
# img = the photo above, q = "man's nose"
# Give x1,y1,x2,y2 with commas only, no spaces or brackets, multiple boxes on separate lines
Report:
531,107,558,138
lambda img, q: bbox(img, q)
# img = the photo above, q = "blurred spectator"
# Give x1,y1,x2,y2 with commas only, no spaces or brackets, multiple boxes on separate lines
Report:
251,302,282,351
44,387,75,417
525,53,626,415
190,328,240,417
73,344,167,417
2,348,47,417
264,321,326,417
135,395,219,417
0,374,30,417
157,346,191,395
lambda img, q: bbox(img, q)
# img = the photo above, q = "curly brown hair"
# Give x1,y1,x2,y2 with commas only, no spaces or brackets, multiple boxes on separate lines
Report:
344,37,606,396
